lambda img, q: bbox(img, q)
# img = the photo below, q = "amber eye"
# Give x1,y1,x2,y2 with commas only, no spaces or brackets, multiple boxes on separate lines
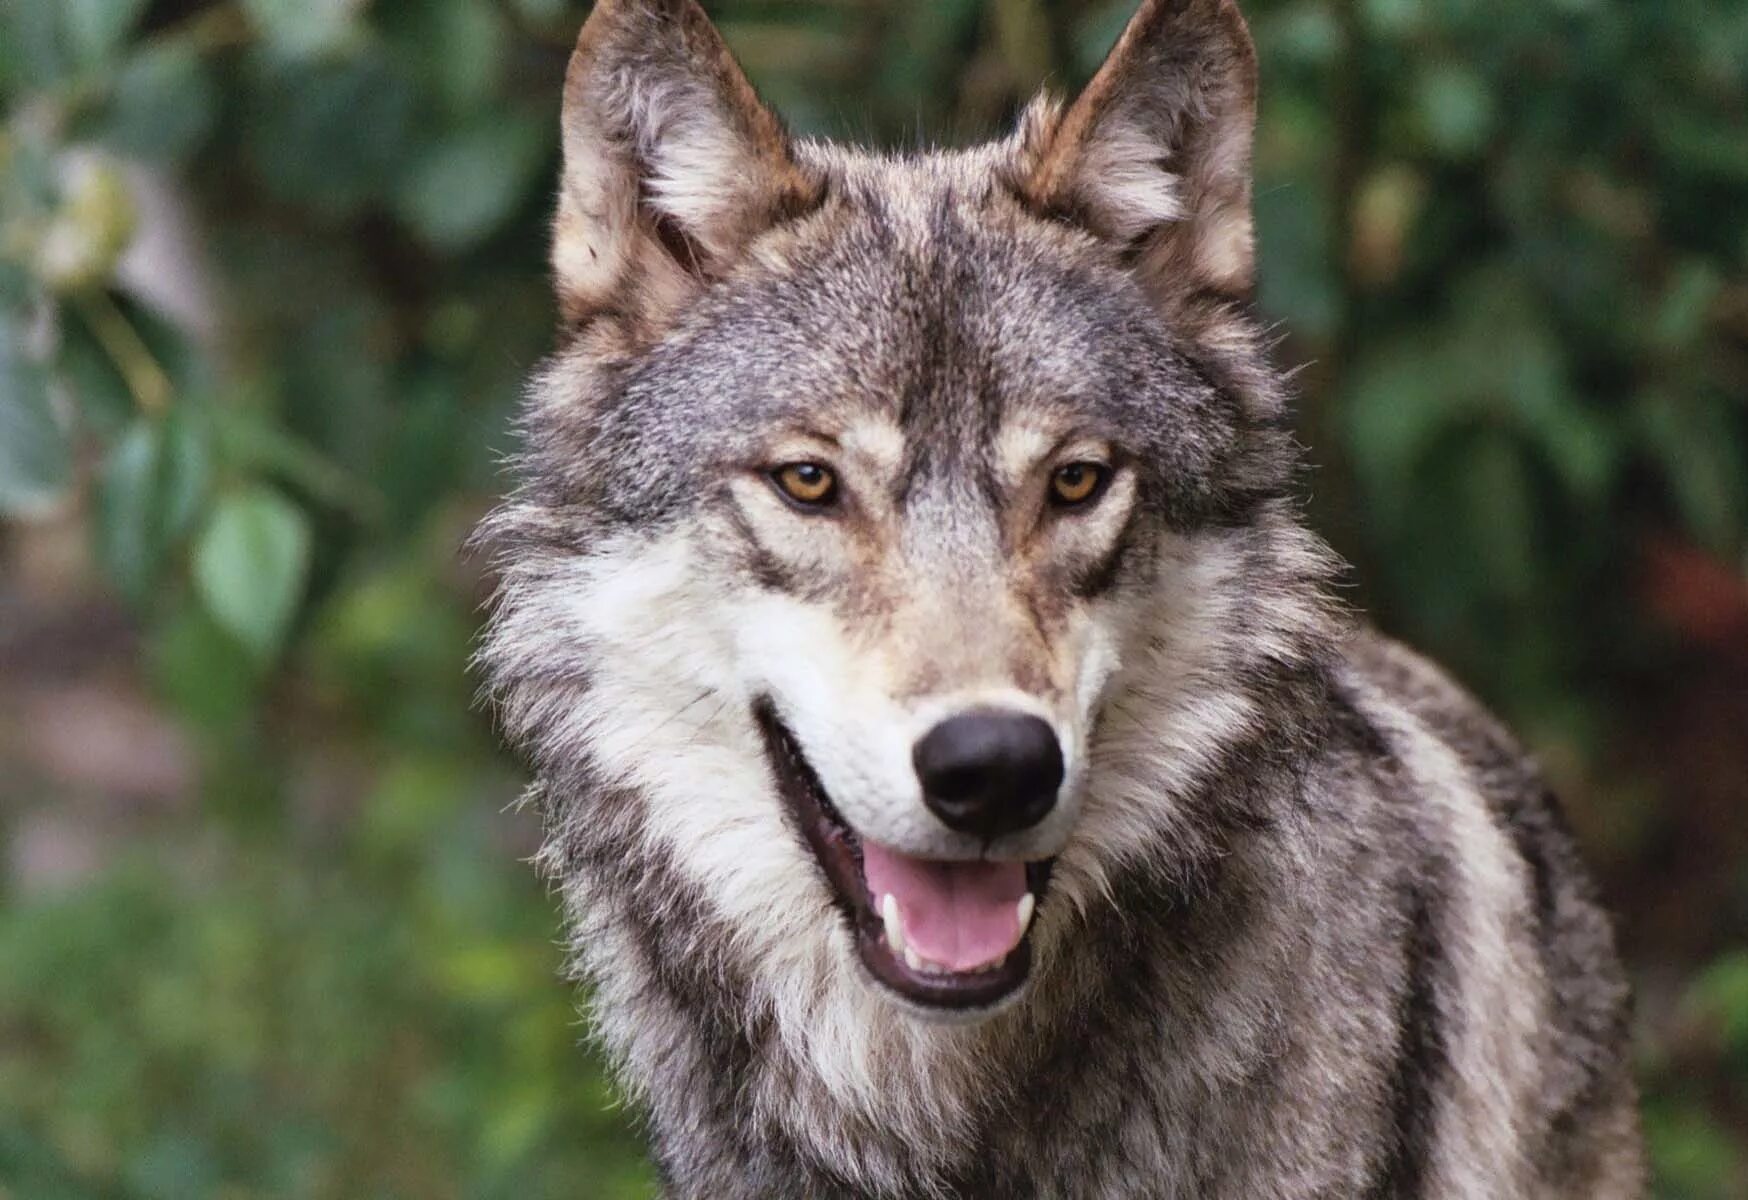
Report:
1050,462,1109,507
771,462,838,508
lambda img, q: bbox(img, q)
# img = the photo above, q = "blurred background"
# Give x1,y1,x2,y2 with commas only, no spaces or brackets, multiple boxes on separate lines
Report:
1,0,1745,1196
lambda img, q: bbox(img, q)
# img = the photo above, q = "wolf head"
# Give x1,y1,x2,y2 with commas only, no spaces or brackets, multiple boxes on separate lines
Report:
479,0,1337,1071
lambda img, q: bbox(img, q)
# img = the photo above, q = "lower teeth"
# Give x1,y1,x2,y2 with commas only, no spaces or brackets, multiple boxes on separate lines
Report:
899,946,1007,977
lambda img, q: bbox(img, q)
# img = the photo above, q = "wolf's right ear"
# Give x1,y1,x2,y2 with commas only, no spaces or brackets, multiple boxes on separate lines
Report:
1011,0,1258,313
552,0,822,335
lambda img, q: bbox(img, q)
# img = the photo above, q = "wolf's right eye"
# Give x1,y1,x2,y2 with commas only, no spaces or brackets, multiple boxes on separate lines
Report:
1049,462,1110,507
771,462,838,509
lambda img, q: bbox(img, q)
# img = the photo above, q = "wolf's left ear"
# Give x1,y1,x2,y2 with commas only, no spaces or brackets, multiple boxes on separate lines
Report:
1013,0,1257,308
552,0,822,333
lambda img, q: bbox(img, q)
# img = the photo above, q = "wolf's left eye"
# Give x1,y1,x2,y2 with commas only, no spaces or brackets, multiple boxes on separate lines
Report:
771,462,839,508
1050,462,1110,507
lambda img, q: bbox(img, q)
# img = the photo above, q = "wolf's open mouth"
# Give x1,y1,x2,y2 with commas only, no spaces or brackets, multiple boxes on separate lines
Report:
753,700,1052,1012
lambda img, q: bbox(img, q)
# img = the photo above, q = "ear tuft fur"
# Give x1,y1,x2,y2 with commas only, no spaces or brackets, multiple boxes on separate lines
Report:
1014,0,1258,305
552,0,823,335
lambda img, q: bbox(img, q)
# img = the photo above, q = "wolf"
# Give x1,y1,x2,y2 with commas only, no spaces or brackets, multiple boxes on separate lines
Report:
475,0,1645,1195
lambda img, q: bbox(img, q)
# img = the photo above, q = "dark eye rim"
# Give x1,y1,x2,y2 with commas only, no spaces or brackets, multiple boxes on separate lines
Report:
768,461,841,510
1048,461,1113,509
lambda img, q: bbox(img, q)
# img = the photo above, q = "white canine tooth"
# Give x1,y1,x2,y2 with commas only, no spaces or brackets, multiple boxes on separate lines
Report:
1017,892,1036,937
881,894,905,954
904,946,926,973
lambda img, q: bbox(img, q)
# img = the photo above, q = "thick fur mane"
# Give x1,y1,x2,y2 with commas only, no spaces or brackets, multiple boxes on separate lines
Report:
476,3,1641,1194
476,241,1351,1189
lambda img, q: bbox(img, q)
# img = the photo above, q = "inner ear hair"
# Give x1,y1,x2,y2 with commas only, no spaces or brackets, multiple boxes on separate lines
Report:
642,178,709,280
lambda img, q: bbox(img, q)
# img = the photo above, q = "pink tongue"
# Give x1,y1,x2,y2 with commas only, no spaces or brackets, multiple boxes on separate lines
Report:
863,843,1029,972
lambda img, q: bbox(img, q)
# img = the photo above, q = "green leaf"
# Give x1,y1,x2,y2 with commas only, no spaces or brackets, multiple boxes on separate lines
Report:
392,112,548,251
0,0,67,91
1345,331,1460,521
240,0,363,59
1689,951,1748,1059
1361,0,1424,40
1457,431,1540,603
1645,1100,1746,1200
52,310,134,437
1414,64,1496,160
1255,167,1338,340
123,1132,222,1200
95,410,212,603
1258,5,1342,68
243,50,415,214
217,406,384,521
60,0,151,70
1653,260,1723,351
97,42,219,164
193,487,313,662
1652,104,1748,186
0,1123,112,1200
0,315,73,516
506,0,569,24
1639,390,1748,556
148,603,264,729
1073,2,1137,76
277,299,393,472
381,0,508,114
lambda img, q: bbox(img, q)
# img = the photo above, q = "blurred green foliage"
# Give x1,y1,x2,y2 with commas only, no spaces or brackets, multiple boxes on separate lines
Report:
1,0,1745,1197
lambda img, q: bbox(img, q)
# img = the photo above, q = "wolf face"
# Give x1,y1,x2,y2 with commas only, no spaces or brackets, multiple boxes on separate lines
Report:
481,0,1329,1032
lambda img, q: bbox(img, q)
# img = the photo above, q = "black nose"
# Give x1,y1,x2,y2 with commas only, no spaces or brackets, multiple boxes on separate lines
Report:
913,710,1064,839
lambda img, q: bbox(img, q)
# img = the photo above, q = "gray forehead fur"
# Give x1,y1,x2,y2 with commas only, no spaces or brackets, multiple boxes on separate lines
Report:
526,145,1288,538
